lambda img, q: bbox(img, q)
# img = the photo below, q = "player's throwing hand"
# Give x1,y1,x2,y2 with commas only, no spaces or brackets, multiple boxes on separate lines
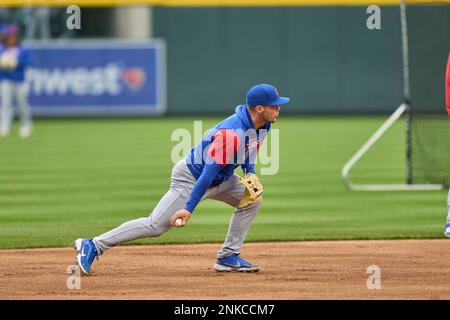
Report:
170,209,191,227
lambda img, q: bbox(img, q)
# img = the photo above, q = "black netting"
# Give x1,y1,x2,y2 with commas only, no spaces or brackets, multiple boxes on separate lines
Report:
407,2,450,114
405,1,450,184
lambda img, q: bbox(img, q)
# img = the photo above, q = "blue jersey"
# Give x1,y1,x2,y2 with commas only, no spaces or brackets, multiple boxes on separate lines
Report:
185,105,270,213
0,45,32,82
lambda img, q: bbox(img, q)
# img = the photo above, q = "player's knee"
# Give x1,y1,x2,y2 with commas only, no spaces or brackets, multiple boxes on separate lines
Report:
256,196,264,206
255,196,263,208
144,220,167,237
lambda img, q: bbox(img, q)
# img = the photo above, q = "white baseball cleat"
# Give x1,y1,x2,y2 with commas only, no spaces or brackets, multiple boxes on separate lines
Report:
19,127,31,138
445,224,450,238
0,128,10,137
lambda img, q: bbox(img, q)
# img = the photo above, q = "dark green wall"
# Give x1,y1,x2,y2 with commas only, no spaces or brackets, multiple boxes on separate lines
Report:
154,6,404,115
408,5,450,114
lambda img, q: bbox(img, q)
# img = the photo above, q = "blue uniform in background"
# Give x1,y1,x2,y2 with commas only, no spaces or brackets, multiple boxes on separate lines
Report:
0,45,32,82
0,43,33,137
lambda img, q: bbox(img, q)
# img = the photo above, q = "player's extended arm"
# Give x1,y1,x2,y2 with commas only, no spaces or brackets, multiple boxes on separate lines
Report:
241,133,267,174
171,129,239,227
185,163,223,213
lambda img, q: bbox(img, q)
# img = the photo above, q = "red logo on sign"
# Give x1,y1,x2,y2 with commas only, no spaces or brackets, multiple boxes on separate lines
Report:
122,68,146,91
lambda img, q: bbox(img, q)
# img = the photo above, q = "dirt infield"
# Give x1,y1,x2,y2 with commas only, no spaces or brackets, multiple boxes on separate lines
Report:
1,239,449,300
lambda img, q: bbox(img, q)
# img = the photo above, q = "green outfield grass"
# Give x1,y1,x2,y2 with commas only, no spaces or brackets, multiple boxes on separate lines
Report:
0,116,447,249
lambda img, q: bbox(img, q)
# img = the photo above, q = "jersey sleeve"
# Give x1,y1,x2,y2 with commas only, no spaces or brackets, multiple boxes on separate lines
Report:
184,129,240,213
207,129,240,166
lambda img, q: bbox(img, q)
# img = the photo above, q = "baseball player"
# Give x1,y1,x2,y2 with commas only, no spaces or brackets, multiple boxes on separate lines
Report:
0,24,33,138
74,84,290,274
445,52,450,238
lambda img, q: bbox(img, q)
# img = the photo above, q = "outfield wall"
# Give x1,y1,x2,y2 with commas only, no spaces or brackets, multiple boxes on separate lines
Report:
153,6,404,115
5,2,447,116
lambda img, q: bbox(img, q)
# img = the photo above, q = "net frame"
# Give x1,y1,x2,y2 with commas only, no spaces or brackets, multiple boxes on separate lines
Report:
341,0,447,191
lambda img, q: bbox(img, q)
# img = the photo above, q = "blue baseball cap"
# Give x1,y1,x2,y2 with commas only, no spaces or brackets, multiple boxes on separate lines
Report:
246,84,290,106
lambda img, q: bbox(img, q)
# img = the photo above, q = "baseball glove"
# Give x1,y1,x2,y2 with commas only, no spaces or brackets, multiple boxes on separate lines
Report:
0,53,18,70
238,173,263,208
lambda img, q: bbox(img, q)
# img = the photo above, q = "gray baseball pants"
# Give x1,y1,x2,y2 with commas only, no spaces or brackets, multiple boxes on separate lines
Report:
0,80,32,134
93,159,262,258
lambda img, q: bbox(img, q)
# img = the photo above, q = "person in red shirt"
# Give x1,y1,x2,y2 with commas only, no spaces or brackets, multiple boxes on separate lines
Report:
445,52,450,237
447,52,450,116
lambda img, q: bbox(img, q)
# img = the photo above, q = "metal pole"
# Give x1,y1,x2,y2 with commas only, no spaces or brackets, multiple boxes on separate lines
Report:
342,104,445,191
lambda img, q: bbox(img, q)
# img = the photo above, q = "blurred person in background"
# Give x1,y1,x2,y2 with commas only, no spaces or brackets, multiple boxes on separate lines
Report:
23,7,51,39
0,22,7,43
0,23,33,138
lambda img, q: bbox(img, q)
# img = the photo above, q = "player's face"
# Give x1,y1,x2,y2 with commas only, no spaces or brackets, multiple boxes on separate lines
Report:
262,105,280,123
